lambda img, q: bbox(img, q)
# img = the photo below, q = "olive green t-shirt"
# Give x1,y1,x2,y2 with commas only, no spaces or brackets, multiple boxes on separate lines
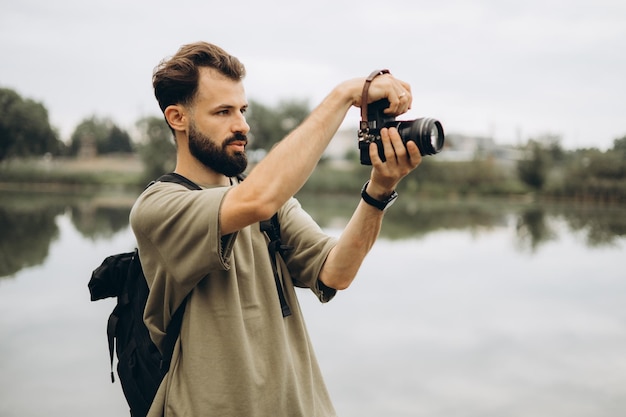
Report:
130,180,338,417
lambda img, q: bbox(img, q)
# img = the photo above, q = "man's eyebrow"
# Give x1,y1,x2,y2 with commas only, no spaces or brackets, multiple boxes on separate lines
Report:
213,103,248,111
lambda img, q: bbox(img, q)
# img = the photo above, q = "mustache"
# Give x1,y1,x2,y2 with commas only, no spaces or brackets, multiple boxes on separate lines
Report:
224,132,248,147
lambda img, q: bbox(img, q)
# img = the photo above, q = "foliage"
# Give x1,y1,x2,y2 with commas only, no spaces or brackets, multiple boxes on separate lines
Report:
415,157,522,195
1,84,624,204
518,134,626,202
0,88,62,161
300,158,526,198
551,137,626,202
612,136,626,154
517,139,553,190
68,116,133,156
135,116,176,181
246,99,311,150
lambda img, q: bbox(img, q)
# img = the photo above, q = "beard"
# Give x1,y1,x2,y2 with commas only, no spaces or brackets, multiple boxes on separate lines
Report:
187,122,248,177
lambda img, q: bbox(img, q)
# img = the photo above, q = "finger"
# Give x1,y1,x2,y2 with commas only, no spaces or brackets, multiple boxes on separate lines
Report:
387,127,407,161
398,80,412,109
405,140,422,167
369,141,384,166
400,82,413,111
399,80,412,97
380,127,399,163
383,89,404,115
369,129,394,167
385,85,412,115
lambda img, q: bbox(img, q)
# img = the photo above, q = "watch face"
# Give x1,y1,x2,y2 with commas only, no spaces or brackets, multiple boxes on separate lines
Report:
384,192,398,210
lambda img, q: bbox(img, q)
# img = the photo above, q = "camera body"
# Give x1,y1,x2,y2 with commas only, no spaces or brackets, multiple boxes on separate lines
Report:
358,99,444,165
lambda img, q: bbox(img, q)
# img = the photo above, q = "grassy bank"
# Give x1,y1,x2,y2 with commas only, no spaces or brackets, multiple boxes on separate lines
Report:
0,155,145,191
2,155,624,204
0,155,536,198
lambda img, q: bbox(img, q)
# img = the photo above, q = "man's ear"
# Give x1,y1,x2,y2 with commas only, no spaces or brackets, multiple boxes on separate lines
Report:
164,105,187,133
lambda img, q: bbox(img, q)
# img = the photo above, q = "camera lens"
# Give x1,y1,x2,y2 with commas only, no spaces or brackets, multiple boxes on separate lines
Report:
398,118,445,156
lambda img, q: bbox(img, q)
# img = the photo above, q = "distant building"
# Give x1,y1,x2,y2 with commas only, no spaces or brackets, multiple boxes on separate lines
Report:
441,133,525,167
435,133,493,161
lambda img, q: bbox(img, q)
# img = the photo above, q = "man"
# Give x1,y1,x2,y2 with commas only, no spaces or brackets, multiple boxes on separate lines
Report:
130,41,421,417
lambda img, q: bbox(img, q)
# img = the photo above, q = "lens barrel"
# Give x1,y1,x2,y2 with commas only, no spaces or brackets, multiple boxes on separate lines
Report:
396,118,445,156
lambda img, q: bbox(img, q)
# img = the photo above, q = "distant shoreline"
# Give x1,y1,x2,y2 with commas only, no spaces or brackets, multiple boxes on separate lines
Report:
1,155,624,205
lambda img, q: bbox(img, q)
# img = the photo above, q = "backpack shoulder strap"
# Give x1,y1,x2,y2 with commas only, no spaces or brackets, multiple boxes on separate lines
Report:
138,173,201,367
156,172,202,191
260,213,293,317
159,294,186,371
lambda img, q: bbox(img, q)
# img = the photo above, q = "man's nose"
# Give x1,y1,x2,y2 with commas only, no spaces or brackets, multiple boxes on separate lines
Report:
233,113,250,134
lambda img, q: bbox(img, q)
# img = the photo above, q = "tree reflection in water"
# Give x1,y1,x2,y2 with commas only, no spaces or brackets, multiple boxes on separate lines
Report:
0,191,134,278
1,190,624,278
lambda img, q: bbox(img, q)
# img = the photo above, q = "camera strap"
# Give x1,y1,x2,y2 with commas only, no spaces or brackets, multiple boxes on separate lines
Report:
359,69,390,133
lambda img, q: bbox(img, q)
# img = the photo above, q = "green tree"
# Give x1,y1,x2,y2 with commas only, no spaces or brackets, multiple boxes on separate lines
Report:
246,99,310,151
0,87,61,161
566,137,625,182
611,135,626,154
515,134,564,191
517,139,550,190
68,116,133,156
107,125,133,153
136,116,176,181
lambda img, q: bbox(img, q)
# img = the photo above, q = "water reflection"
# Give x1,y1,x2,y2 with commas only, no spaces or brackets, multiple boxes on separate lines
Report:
1,190,625,417
0,190,135,279
0,205,62,277
561,205,626,247
70,203,131,238
515,207,557,252
1,190,625,278
298,193,626,250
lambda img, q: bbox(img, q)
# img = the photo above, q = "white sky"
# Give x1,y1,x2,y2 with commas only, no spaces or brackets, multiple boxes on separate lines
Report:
1,0,625,150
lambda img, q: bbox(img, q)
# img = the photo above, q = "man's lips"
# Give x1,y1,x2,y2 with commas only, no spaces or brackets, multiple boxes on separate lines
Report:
225,134,248,152
227,141,247,152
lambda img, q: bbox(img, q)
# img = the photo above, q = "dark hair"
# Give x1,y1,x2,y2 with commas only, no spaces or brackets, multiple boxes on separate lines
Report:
152,42,246,113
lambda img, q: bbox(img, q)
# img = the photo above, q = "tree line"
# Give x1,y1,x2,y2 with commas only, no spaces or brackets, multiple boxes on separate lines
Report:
1,87,625,202
0,87,310,179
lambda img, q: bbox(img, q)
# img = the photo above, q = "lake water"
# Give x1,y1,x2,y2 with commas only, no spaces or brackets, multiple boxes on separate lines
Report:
0,191,625,417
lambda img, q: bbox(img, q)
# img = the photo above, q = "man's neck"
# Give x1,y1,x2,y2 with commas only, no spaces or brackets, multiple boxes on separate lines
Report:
174,156,230,187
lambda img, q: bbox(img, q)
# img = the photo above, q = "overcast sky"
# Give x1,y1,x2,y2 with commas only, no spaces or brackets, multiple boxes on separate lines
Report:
1,0,625,150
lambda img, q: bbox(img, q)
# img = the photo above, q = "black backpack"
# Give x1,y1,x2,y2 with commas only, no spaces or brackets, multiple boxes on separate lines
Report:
88,173,290,417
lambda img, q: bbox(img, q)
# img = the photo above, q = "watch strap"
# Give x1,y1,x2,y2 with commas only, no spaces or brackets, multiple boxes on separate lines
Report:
361,180,398,211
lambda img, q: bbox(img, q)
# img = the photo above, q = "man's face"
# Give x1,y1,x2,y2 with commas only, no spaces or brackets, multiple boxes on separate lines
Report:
187,67,250,177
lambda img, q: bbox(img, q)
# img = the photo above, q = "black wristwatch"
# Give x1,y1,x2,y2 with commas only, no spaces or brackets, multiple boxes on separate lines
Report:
361,180,398,211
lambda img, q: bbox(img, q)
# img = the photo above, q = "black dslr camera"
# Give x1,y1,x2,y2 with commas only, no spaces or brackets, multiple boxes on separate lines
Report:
358,98,445,165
